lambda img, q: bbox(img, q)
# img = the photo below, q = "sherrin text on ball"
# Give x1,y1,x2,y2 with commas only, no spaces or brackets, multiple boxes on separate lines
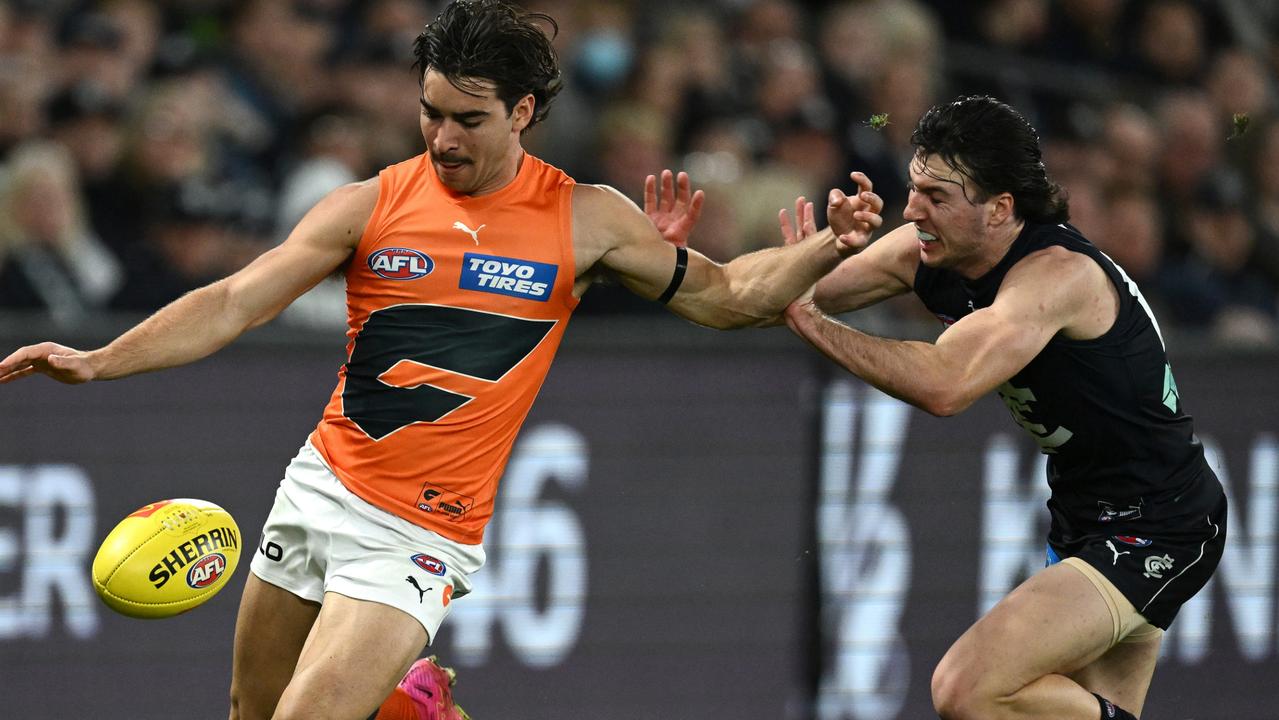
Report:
92,498,241,619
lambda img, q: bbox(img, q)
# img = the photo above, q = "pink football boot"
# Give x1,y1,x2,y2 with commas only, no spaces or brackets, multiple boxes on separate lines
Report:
375,656,471,720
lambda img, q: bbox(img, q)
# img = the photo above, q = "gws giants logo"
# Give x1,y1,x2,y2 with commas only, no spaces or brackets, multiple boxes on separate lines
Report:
186,553,227,588
369,248,434,280
417,481,475,522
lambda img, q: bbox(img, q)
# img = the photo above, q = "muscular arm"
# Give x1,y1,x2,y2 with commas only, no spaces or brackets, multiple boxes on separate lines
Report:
812,222,920,314
573,184,879,329
0,179,378,383
784,247,1100,416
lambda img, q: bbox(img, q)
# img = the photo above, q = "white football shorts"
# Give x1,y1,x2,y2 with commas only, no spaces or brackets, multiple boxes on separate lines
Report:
249,441,486,641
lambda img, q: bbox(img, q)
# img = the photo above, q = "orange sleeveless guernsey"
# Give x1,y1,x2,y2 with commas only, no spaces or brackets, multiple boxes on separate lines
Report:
309,152,578,545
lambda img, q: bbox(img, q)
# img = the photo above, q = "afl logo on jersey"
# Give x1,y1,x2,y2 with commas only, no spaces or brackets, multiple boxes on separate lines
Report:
369,248,434,280
1112,535,1153,547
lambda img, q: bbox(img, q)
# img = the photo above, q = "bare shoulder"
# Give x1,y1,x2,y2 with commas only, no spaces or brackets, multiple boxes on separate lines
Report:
570,183,650,271
291,177,382,251
1006,245,1103,291
1001,245,1116,337
571,183,638,224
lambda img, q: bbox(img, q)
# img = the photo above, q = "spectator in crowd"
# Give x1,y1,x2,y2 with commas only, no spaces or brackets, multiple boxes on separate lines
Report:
57,11,134,99
1161,170,1277,343
221,0,337,169
817,1,879,129
835,0,941,221
1042,0,1129,71
1252,123,1279,288
974,0,1048,54
1206,48,1273,168
1134,0,1210,88
1096,189,1166,298
1154,91,1222,249
273,106,375,329
0,141,123,325
46,82,132,253
657,9,741,155
591,101,672,204
121,79,216,193
0,39,51,159
110,180,266,312
329,38,422,171
98,0,162,87
1100,102,1161,193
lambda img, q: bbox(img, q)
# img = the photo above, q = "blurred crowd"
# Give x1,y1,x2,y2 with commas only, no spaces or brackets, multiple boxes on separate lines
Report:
1,0,1277,343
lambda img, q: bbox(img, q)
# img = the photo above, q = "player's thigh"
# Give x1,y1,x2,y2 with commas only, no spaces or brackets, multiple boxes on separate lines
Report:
229,574,321,720
1068,628,1162,716
933,562,1117,699
272,591,428,720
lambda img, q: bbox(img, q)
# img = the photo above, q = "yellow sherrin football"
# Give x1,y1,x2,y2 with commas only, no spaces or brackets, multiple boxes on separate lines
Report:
92,498,242,618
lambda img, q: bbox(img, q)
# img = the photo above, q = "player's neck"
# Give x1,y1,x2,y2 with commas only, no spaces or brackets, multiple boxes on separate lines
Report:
958,219,1025,280
468,146,526,197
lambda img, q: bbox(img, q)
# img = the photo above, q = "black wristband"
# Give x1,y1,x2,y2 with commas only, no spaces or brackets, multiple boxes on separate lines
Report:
657,246,688,304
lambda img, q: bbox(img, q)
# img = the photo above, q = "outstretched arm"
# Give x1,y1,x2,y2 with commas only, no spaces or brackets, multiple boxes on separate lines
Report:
0,179,378,384
783,247,1093,415
575,173,884,329
648,170,916,318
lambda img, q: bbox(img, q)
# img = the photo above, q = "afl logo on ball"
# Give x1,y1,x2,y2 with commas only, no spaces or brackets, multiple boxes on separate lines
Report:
186,553,227,589
369,248,434,280
411,553,447,576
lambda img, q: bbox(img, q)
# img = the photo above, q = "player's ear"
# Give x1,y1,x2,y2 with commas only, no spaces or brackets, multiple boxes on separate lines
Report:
511,94,535,133
989,192,1016,227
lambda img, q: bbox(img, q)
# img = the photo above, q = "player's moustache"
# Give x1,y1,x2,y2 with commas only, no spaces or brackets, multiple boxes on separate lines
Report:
432,152,471,165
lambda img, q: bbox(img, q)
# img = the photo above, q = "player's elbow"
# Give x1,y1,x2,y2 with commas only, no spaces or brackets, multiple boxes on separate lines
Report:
917,386,975,417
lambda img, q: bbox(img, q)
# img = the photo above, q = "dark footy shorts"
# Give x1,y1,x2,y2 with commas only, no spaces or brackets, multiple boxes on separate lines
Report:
1047,491,1227,630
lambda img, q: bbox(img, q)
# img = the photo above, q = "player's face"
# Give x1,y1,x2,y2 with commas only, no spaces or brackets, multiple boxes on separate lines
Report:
902,153,1000,276
419,69,534,195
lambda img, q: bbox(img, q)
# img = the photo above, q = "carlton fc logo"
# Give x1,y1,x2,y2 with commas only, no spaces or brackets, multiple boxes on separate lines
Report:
369,247,434,280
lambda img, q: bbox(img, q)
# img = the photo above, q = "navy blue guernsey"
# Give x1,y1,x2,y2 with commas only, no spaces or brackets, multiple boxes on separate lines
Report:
914,221,1221,543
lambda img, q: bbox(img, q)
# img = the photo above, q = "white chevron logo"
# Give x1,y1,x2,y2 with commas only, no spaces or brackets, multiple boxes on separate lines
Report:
452,221,485,244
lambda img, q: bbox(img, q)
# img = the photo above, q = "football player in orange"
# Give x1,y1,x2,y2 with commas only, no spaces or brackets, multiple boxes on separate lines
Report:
0,2,883,719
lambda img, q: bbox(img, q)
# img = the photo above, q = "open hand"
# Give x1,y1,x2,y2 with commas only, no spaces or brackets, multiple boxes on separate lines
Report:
826,171,884,254
644,169,705,248
777,196,817,246
0,342,95,385
778,196,819,307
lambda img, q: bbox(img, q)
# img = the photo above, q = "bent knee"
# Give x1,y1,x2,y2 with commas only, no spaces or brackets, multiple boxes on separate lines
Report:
931,657,1013,720
932,658,969,719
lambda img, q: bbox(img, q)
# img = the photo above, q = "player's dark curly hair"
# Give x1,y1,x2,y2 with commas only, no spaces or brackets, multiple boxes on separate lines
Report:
413,0,562,133
911,95,1069,224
